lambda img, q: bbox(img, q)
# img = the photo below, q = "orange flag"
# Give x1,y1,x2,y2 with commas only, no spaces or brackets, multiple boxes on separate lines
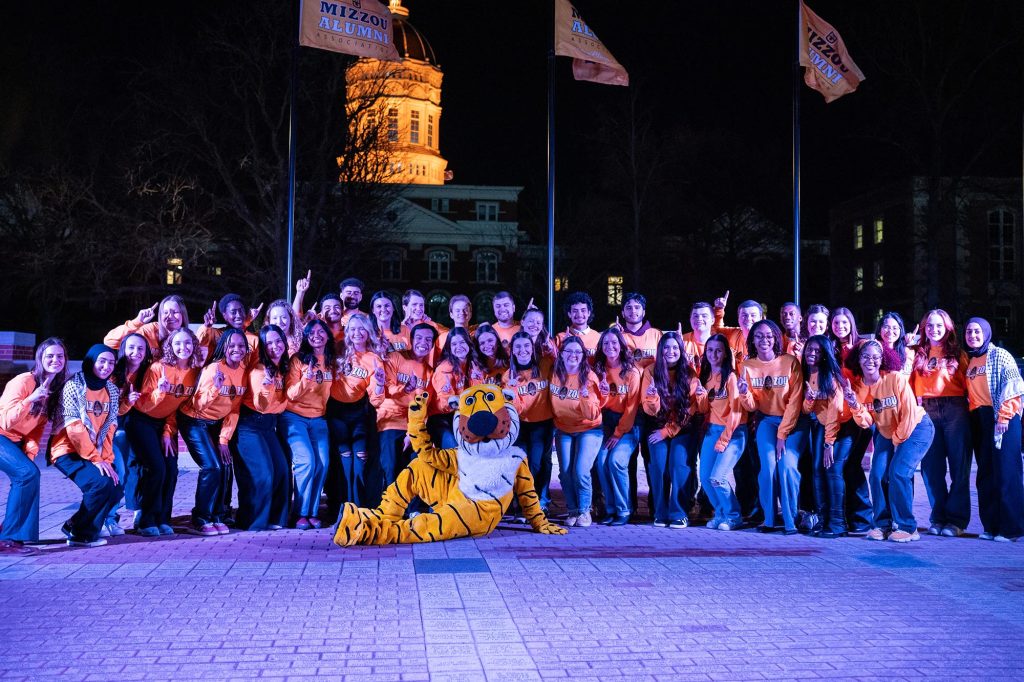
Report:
299,0,401,61
554,0,629,87
799,1,865,103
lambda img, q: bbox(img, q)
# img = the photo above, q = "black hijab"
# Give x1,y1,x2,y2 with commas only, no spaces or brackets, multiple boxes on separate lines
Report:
82,344,115,391
965,317,992,358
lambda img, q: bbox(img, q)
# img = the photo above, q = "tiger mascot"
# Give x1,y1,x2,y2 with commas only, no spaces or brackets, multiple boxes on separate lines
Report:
332,387,567,545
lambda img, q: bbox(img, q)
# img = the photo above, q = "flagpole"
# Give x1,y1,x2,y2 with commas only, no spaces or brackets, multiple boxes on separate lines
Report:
792,0,802,307
546,1,556,335
285,0,301,303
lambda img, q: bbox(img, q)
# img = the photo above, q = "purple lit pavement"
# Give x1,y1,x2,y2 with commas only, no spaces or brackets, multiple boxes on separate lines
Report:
1,462,1023,681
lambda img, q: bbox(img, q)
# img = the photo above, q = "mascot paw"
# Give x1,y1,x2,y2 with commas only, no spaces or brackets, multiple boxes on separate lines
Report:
534,521,568,535
333,502,366,547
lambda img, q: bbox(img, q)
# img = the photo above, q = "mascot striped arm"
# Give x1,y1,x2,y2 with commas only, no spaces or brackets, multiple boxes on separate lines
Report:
333,386,567,545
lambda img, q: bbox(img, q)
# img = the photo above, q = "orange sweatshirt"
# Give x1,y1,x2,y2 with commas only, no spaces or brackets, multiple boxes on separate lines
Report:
180,361,247,443
711,308,749,371
966,354,1022,423
331,350,377,404
284,356,333,419
740,354,804,438
429,359,471,416
695,371,747,451
801,372,851,445
380,327,410,354
49,386,115,463
549,372,605,433
639,366,701,438
435,326,477,355
493,322,522,351
472,358,507,388
555,327,602,357
621,326,662,368
911,346,967,399
104,320,165,354
243,364,289,415
369,351,432,431
195,327,260,366
600,365,642,438
507,367,554,423
681,332,710,372
849,373,926,445
134,362,200,439
0,373,49,458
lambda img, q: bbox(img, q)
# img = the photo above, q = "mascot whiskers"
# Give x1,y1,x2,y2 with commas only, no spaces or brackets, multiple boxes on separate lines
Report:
333,387,566,545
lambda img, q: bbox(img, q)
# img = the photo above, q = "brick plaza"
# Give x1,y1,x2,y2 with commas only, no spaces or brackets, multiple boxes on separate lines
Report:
0,464,1022,681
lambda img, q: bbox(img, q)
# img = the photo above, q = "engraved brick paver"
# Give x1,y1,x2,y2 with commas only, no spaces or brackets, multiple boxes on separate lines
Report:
0,465,1022,680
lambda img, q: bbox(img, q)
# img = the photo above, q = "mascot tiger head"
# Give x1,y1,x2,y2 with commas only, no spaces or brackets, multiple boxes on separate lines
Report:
448,386,520,458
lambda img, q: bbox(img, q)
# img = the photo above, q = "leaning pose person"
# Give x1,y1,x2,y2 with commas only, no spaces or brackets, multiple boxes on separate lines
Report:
593,328,641,526
0,338,67,553
506,331,555,514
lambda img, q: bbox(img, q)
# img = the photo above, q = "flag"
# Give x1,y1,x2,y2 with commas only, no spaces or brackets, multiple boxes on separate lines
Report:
299,0,401,62
799,2,865,103
554,0,629,87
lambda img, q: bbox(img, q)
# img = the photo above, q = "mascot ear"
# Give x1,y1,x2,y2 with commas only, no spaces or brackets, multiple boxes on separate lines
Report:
502,388,515,402
447,395,460,411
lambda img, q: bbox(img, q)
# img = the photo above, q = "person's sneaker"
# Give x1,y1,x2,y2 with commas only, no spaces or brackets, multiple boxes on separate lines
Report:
194,524,219,537
607,515,629,526
138,526,161,538
295,517,311,530
717,522,737,531
889,529,921,543
652,520,669,528
104,522,125,537
158,524,175,536
576,512,592,527
0,541,35,556
67,537,107,548
940,524,964,537
213,523,230,535
308,517,323,529
817,530,847,539
668,518,688,529
927,523,942,536
98,525,111,538
564,515,579,527
994,535,1012,543
865,528,887,541
705,519,720,529
61,522,74,540
980,531,996,541
267,524,284,531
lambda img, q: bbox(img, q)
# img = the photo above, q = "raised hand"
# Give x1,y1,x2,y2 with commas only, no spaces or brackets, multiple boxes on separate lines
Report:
645,382,658,396
580,382,590,398
262,368,275,386
213,367,226,390
526,297,537,310
295,269,312,294
598,372,610,396
905,324,921,347
372,359,385,387
713,289,730,310
248,301,264,324
737,371,749,396
28,374,53,404
302,301,319,324
611,316,622,331
840,376,857,406
804,381,814,402
203,300,217,327
694,382,708,397
677,321,683,336
157,365,173,393
127,387,141,406
136,301,159,325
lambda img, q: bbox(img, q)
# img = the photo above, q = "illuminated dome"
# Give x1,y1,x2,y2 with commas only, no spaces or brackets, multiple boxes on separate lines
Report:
393,15,437,66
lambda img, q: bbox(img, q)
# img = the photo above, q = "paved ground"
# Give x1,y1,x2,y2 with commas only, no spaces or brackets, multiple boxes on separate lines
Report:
1,460,1023,681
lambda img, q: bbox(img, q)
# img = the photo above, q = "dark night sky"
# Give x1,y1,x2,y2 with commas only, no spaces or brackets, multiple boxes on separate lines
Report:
2,1,1022,240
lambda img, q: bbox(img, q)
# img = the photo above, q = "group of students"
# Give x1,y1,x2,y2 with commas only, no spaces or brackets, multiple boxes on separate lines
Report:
0,274,1021,553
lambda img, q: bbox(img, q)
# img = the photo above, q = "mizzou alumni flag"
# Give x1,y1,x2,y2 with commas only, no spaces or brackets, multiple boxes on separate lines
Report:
799,1,865,103
554,0,629,87
299,0,401,61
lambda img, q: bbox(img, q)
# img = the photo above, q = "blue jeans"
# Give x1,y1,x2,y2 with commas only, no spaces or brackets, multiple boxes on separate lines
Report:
0,436,40,541
596,410,638,518
53,454,123,542
234,407,290,530
809,418,857,533
516,419,554,510
870,414,935,532
280,410,329,519
755,414,809,531
327,397,373,512
647,425,699,523
178,412,230,527
126,411,178,528
920,397,971,529
843,425,874,530
971,408,1024,538
699,424,747,526
555,427,604,515
105,424,129,527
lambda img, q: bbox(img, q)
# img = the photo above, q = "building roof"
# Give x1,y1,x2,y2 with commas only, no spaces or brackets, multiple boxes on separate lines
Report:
394,15,437,66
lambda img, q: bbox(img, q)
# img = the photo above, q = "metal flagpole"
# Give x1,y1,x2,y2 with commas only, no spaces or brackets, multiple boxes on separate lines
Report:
286,0,301,302
792,0,802,307
546,1,556,334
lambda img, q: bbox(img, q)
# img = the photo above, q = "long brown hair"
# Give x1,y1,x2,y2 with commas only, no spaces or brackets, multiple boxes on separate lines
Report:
912,309,962,375
31,337,68,420
553,336,592,387
652,332,693,426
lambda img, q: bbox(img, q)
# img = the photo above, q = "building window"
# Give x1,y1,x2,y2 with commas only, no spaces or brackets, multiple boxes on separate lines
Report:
989,209,1016,280
995,304,1012,336
381,249,403,281
475,251,499,283
427,249,452,282
427,114,435,148
476,202,499,221
554,276,569,292
607,275,623,306
387,108,399,142
427,291,450,326
473,292,495,324
430,197,450,213
873,260,884,288
873,218,884,244
853,224,863,250
854,266,864,292
166,257,183,285
410,111,420,144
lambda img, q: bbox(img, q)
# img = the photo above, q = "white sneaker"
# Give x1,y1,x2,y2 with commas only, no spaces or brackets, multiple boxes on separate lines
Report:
927,524,942,536
576,512,592,527
564,515,579,527
940,524,964,537
105,522,125,537
980,532,996,541
994,535,1012,543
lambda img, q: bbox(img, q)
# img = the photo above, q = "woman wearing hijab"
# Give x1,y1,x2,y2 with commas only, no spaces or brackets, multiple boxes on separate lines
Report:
49,344,123,548
963,317,1024,541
